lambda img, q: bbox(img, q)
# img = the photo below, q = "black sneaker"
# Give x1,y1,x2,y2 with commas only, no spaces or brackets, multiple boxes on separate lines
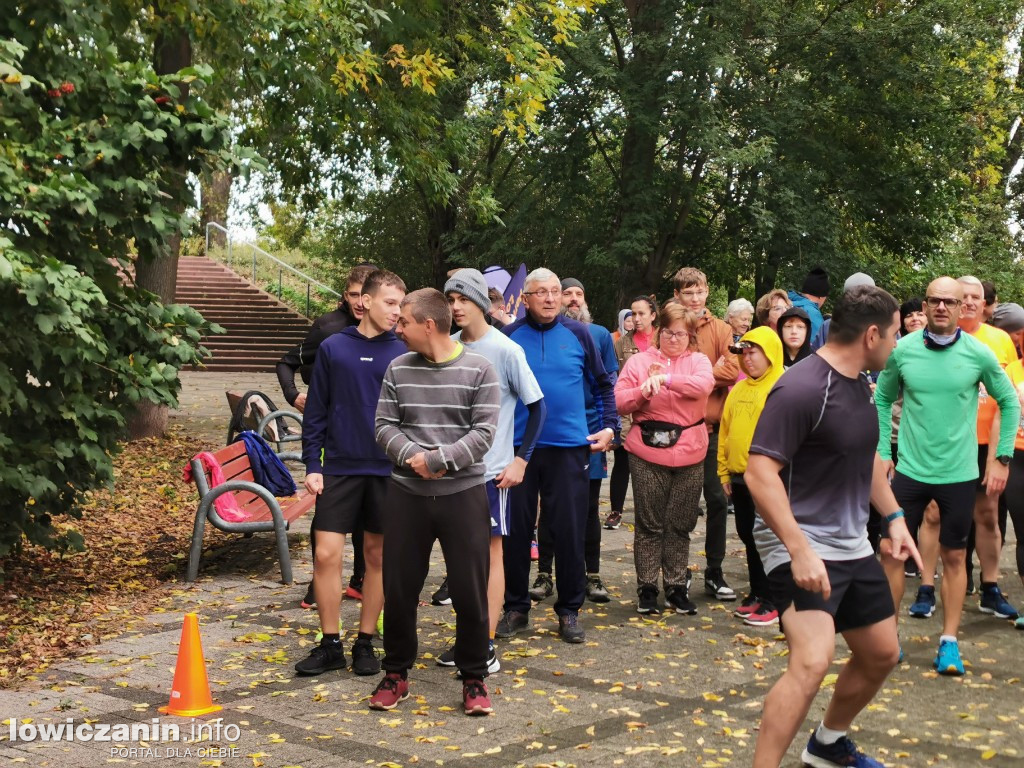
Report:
495,610,530,638
704,569,736,601
603,510,623,529
979,585,1019,619
636,585,661,615
966,572,976,596
666,584,697,615
295,639,346,676
529,572,554,601
436,645,457,667
351,637,381,676
586,574,610,603
453,642,502,678
558,612,585,643
431,578,452,606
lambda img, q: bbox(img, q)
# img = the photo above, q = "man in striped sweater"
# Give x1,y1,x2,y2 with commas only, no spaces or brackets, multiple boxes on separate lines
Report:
370,288,501,715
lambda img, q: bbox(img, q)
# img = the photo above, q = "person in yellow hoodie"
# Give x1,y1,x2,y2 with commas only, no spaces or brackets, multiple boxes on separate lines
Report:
718,326,785,626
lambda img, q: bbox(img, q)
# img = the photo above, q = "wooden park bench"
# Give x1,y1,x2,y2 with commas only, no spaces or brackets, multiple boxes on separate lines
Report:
186,440,314,584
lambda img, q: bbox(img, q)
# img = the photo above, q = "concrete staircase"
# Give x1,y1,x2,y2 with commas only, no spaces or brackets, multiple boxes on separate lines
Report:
175,256,313,373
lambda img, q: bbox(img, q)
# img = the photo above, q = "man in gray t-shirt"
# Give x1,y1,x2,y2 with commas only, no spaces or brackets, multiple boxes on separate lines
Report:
750,353,878,575
744,286,921,768
438,269,546,673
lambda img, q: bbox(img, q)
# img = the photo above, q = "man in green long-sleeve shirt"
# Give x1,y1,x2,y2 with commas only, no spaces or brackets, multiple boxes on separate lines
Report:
875,277,1020,676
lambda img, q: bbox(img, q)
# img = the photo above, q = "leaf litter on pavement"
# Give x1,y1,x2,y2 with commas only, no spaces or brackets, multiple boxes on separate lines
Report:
1,429,1022,767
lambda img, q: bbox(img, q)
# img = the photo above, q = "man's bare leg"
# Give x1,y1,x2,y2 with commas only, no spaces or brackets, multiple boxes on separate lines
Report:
822,616,900,731
939,546,967,637
973,493,1003,583
917,503,940,588
752,608,835,768
358,532,384,633
314,530,346,633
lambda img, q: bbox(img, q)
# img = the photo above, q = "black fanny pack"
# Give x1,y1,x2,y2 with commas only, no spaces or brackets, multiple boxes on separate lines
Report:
637,419,705,448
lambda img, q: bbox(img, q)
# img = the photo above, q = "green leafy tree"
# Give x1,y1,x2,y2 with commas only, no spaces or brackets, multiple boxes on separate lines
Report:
268,0,596,287
0,2,236,564
550,0,1023,304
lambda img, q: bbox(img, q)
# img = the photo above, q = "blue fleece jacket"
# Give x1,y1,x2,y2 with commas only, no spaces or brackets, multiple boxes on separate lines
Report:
503,314,617,447
302,325,407,476
787,290,825,340
586,323,620,479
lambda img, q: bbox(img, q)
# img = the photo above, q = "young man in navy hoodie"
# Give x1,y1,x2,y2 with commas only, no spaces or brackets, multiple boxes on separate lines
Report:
296,269,408,677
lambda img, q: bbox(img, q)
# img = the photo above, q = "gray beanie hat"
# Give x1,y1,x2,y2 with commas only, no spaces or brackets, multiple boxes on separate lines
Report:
444,268,491,314
560,277,585,293
991,302,1024,333
843,272,875,292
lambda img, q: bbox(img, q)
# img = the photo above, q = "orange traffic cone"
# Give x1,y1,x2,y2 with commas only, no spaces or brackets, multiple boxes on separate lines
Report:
159,613,222,717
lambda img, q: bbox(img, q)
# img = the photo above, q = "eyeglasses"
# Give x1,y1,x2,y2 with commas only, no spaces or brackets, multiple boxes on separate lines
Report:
769,304,788,314
660,330,688,341
925,296,962,308
677,289,708,299
523,289,560,299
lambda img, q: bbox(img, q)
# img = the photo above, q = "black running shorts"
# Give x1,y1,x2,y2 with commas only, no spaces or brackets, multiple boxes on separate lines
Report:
768,555,895,633
888,471,976,549
311,475,386,534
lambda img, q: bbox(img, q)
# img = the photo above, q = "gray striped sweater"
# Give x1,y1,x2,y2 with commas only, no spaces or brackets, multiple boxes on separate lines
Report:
374,345,500,495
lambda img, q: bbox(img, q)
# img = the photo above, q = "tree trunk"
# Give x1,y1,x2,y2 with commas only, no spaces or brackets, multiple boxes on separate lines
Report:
607,1,675,303
129,4,193,441
200,169,233,248
426,200,459,288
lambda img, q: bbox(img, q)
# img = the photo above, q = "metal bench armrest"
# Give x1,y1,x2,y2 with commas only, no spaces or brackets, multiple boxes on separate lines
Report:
257,410,303,452
189,480,296,584
198,481,286,533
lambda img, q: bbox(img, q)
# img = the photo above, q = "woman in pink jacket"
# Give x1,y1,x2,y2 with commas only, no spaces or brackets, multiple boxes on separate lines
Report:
616,302,715,616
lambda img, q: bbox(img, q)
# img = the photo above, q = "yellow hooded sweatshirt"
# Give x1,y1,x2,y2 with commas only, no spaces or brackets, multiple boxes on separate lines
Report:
717,326,785,483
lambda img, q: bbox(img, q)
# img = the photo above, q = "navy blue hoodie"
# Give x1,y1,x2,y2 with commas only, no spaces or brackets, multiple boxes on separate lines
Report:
302,325,407,476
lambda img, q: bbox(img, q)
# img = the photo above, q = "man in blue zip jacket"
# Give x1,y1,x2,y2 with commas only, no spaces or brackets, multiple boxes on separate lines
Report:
296,269,408,678
496,268,618,643
532,278,619,605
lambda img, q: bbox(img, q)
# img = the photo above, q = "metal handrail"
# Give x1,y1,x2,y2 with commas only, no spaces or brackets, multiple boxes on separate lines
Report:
204,222,340,317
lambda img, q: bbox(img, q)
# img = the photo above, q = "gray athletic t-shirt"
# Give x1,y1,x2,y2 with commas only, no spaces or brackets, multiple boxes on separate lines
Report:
749,355,878,573
454,327,544,481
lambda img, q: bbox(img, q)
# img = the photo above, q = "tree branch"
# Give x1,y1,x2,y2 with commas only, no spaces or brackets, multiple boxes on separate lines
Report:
600,9,627,71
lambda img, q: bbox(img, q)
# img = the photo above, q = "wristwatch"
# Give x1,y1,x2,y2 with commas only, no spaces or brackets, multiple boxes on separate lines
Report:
996,455,1012,466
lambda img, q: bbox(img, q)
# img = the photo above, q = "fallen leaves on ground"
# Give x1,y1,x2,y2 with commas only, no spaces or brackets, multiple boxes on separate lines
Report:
0,427,206,686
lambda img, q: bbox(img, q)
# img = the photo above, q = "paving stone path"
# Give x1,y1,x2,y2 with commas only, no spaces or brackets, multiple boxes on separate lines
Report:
2,372,1022,767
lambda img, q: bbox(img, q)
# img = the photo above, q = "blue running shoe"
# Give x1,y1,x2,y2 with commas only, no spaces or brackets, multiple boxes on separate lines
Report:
801,733,885,767
933,638,964,676
979,586,1019,619
909,585,935,618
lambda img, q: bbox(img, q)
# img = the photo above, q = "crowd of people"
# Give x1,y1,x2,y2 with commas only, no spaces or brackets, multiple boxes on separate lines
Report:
272,261,1024,767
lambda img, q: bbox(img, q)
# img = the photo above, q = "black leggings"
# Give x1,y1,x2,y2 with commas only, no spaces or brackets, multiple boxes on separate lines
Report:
999,452,1024,579
609,447,630,513
731,482,769,600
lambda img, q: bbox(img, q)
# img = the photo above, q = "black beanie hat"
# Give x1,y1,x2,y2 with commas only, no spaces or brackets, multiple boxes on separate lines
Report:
801,266,829,298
